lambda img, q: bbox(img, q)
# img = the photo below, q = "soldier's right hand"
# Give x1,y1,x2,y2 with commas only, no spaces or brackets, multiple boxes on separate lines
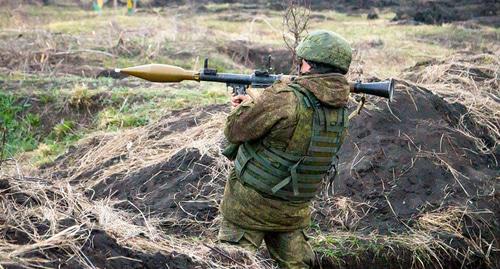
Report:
231,95,250,108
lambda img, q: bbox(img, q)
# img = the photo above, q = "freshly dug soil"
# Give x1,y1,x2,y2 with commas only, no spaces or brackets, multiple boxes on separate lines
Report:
44,79,497,267
90,147,221,234
3,227,201,269
332,83,498,231
45,104,229,236
56,79,497,235
80,230,200,269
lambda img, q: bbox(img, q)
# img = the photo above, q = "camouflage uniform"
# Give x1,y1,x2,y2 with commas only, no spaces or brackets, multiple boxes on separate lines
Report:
219,74,350,268
218,30,352,269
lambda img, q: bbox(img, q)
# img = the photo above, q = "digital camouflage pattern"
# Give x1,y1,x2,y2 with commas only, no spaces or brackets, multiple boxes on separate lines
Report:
219,74,349,268
295,30,352,73
220,73,350,269
233,84,348,201
222,75,349,229
224,73,350,147
218,214,315,269
220,169,311,232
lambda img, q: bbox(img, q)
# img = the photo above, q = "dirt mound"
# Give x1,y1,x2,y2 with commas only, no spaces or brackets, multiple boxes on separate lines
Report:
331,82,497,230
81,230,199,269
44,104,230,236
43,81,497,267
403,52,499,156
1,147,265,269
326,53,499,234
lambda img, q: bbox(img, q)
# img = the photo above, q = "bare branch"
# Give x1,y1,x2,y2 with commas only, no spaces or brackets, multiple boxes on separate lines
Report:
282,0,311,74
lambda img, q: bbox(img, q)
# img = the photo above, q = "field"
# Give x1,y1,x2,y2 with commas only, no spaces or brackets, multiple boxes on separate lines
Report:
0,1,499,268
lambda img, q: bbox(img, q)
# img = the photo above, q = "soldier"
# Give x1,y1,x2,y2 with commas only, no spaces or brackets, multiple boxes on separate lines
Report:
218,30,352,269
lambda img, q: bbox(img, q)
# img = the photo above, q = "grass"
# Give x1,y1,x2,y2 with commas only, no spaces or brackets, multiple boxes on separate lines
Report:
0,73,229,165
0,89,81,164
0,92,40,157
0,5,498,267
0,0,496,171
34,132,83,166
0,0,496,168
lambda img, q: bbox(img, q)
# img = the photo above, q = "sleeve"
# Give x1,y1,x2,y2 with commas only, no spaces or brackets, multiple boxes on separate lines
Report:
224,84,296,144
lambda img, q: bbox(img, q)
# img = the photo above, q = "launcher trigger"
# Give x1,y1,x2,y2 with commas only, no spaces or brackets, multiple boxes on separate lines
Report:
228,83,248,96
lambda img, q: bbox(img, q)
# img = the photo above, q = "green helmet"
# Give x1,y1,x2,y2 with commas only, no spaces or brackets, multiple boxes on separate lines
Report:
296,30,352,73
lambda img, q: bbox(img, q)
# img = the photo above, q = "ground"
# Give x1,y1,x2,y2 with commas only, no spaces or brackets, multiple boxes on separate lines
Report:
0,1,499,269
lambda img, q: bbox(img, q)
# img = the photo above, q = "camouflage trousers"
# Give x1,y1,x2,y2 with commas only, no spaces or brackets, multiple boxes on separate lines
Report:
218,218,315,269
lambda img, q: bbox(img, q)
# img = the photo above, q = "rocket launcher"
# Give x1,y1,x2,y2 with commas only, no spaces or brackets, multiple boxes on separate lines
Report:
116,58,394,101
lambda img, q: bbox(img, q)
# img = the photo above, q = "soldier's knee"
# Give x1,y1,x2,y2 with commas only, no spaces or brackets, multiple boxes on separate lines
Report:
219,237,259,252
265,230,315,269
218,218,264,252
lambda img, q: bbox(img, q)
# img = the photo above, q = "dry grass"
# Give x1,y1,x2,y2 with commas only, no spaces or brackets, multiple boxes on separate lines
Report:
1,4,499,269
404,53,500,160
314,206,496,268
57,110,229,188
0,171,270,268
0,108,272,268
1,100,497,268
313,196,374,231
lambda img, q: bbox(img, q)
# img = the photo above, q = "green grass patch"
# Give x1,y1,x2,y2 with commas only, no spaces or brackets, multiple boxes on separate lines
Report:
97,83,228,131
0,89,82,163
313,234,388,265
97,107,149,130
0,92,40,157
52,120,76,140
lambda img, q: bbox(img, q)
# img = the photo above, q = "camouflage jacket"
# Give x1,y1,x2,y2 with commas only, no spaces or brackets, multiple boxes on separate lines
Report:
221,73,350,231
224,73,349,147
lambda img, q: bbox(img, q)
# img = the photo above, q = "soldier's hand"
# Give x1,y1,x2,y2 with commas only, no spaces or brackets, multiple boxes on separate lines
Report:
231,95,251,108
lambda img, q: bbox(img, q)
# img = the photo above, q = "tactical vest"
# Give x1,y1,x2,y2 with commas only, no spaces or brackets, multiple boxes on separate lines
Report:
234,84,348,202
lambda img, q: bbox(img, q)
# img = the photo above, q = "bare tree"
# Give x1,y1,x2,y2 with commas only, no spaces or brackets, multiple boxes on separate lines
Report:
282,0,311,73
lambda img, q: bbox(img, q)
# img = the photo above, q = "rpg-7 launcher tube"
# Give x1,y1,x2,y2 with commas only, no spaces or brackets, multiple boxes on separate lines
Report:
117,64,394,101
349,79,394,102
